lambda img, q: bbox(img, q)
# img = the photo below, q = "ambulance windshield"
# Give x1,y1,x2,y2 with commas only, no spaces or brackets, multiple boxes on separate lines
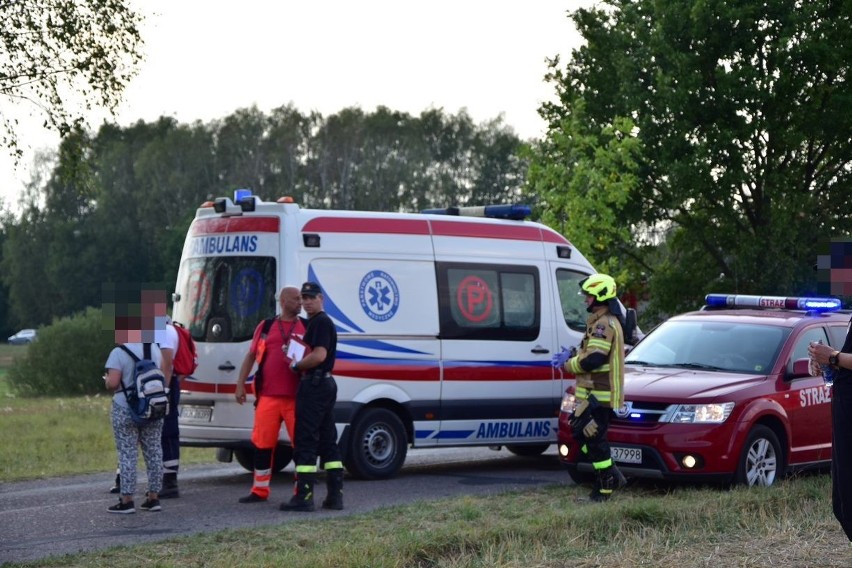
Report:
173,256,277,342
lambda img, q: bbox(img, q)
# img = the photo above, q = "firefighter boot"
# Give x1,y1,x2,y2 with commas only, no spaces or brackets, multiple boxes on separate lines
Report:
590,465,627,502
322,469,344,510
160,472,180,499
588,470,608,502
280,473,316,512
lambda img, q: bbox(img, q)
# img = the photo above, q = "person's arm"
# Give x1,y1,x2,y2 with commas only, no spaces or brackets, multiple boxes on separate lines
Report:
160,347,174,386
104,368,122,391
809,341,848,369
235,350,256,405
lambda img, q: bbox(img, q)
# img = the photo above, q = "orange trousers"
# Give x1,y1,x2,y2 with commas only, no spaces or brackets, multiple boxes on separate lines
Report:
248,396,295,499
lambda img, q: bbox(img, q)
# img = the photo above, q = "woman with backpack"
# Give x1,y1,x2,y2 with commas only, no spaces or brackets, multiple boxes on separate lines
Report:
103,314,168,514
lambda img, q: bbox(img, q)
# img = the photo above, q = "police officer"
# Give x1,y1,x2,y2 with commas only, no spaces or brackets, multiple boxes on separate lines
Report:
553,273,627,502
281,281,345,512
809,332,852,543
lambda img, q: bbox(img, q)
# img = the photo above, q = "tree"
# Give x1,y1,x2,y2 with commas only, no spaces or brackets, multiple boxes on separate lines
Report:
527,0,852,318
0,1,144,158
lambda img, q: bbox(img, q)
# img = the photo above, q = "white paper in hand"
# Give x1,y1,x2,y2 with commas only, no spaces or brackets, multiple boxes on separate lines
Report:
286,337,307,363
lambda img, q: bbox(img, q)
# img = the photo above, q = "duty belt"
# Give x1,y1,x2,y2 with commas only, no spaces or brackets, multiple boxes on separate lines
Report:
300,370,333,384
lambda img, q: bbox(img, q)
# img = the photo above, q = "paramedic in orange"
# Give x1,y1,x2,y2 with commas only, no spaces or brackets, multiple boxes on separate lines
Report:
234,286,305,503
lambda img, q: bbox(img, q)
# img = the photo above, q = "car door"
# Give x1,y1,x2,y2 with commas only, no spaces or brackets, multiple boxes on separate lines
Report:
784,326,833,464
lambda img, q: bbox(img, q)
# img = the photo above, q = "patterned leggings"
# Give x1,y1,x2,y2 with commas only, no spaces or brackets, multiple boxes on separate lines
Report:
111,403,163,496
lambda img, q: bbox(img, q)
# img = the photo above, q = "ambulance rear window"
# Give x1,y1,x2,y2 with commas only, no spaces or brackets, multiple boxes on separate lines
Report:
437,262,540,341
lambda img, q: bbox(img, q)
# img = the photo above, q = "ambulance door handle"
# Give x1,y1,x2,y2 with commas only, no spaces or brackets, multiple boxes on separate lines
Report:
218,362,236,371
531,346,549,354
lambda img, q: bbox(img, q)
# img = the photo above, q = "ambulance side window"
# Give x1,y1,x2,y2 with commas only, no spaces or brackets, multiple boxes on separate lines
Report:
437,262,539,341
555,269,591,333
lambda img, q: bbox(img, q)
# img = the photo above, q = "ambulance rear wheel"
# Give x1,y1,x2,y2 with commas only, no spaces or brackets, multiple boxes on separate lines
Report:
346,408,407,480
506,443,550,457
233,445,293,473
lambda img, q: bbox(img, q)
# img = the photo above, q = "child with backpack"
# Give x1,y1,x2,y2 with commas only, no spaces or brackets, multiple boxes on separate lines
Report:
104,320,168,514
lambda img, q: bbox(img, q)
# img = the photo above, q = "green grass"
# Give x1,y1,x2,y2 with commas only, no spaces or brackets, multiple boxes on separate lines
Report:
7,475,850,568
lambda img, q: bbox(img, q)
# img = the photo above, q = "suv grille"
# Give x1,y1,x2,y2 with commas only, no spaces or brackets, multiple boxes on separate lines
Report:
612,401,670,427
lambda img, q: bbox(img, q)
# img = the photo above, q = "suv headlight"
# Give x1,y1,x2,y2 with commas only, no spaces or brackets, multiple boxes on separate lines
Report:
665,402,735,423
560,393,576,414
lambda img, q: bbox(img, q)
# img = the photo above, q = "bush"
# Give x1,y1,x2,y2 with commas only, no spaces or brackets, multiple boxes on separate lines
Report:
8,307,114,396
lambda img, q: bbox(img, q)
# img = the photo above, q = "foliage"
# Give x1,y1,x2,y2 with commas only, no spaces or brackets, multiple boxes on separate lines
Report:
0,105,525,328
7,307,113,397
527,0,852,316
0,0,144,158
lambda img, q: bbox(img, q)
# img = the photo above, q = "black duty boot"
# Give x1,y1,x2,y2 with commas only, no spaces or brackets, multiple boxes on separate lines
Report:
590,465,627,502
322,469,344,510
280,474,316,512
109,473,120,494
160,472,180,498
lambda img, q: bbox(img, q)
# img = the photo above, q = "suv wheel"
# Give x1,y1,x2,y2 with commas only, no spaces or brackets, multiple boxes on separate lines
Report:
735,425,782,487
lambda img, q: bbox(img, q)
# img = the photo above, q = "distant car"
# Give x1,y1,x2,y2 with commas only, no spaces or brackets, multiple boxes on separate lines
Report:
558,294,849,487
7,329,37,345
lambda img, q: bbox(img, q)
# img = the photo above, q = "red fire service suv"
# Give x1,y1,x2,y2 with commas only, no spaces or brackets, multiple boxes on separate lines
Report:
558,294,849,487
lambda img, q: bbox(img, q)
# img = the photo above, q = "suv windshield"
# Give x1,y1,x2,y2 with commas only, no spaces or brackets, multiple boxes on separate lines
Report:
625,320,790,374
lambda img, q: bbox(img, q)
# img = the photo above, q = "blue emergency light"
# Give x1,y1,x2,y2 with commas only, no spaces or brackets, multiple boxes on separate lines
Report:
704,294,842,312
421,204,532,220
234,188,252,203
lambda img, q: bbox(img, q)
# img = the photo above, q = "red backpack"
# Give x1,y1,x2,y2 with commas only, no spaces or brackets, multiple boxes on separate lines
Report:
172,321,199,376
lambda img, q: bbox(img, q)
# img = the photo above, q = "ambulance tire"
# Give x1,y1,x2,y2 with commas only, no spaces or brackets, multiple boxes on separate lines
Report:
506,443,550,457
345,408,407,480
734,425,783,487
233,445,293,473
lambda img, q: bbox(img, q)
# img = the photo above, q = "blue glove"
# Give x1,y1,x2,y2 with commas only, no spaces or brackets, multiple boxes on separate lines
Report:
551,346,577,368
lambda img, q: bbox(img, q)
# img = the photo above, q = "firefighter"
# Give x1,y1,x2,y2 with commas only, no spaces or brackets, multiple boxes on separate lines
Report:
280,282,345,512
554,273,627,502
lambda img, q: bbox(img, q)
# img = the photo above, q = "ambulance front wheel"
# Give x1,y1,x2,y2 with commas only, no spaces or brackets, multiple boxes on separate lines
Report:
233,445,293,473
345,408,408,480
505,443,550,457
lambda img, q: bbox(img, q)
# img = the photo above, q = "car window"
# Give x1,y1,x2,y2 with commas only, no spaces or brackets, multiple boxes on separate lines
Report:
789,327,829,365
626,320,790,374
555,269,590,333
828,321,851,348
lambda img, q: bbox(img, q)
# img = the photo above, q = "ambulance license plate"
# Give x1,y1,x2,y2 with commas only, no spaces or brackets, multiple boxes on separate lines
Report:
180,405,212,422
611,446,642,464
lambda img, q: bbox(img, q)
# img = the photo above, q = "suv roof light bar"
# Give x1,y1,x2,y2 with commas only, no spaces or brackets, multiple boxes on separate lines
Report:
705,293,842,313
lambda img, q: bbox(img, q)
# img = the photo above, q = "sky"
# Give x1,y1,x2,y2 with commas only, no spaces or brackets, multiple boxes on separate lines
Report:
0,1,592,211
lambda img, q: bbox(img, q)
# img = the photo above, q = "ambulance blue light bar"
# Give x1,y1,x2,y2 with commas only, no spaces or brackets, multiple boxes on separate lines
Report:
704,294,842,312
421,204,532,220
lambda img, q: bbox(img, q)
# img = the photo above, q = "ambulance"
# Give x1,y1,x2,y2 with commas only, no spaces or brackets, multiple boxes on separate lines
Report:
173,189,606,479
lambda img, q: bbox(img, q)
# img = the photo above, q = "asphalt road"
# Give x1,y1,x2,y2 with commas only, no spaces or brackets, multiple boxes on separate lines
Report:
0,446,570,564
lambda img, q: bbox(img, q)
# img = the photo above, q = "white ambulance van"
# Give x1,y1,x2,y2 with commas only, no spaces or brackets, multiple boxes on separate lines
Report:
173,189,601,479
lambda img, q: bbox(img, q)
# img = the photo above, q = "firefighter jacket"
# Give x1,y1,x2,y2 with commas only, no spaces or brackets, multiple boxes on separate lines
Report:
565,308,624,409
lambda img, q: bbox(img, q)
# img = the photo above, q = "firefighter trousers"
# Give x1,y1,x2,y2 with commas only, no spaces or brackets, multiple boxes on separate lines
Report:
571,404,613,468
832,378,852,542
293,373,342,473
